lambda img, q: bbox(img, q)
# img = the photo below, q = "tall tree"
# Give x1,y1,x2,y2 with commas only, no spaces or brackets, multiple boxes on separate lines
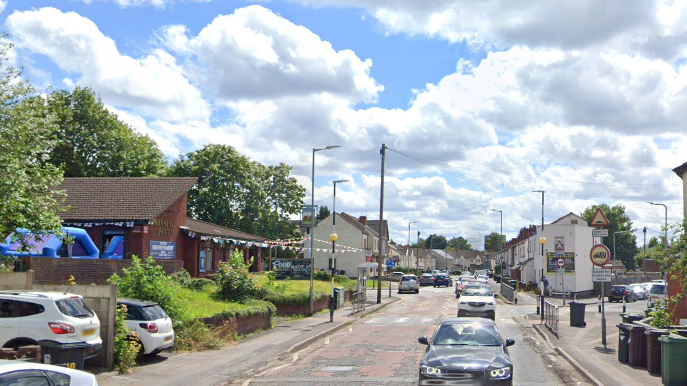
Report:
448,236,473,251
0,38,64,238
167,144,304,239
317,205,331,221
46,87,166,177
484,232,504,252
581,204,638,270
652,220,687,324
425,234,447,250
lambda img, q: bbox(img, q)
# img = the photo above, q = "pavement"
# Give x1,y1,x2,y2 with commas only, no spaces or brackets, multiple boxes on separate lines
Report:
96,288,398,386
513,290,663,386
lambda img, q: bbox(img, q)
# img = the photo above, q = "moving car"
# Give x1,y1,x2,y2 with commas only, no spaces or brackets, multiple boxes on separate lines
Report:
628,283,646,300
455,278,478,298
607,285,636,303
419,273,435,286
0,360,99,385
118,298,175,355
398,274,420,294
433,274,451,288
0,291,102,358
458,285,497,320
648,284,666,308
418,317,515,385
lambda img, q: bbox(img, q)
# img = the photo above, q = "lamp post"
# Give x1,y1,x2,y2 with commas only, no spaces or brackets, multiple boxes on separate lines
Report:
416,231,421,272
407,221,416,268
329,179,347,322
308,145,340,317
539,236,546,322
648,202,668,286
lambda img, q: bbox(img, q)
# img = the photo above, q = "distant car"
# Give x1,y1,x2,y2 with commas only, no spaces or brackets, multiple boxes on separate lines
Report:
628,284,646,300
433,274,450,288
419,273,435,286
418,318,514,385
391,272,404,280
431,270,440,277
459,271,473,278
118,298,175,355
608,285,636,303
455,278,478,298
0,359,99,385
398,275,420,294
458,285,497,320
476,275,489,284
474,269,488,278
648,284,666,308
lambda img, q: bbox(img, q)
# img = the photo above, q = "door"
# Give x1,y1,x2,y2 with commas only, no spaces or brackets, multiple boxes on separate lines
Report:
0,299,20,347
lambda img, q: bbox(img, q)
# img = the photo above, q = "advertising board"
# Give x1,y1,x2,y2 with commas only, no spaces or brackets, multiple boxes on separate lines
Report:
271,259,312,279
546,252,575,274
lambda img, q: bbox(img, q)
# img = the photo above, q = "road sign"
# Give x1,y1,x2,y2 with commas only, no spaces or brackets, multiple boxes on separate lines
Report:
592,229,609,237
592,268,612,282
557,268,566,275
590,244,611,266
590,208,609,227
386,260,394,268
557,258,565,268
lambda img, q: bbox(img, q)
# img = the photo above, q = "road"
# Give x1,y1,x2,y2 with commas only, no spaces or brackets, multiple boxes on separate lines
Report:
231,281,570,385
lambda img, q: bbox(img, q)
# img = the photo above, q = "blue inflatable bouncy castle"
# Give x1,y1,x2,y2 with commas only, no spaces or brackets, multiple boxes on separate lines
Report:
0,227,99,259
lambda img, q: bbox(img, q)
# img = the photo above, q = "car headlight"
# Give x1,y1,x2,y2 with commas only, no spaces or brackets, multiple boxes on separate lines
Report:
487,301,494,305
489,366,511,380
420,365,443,376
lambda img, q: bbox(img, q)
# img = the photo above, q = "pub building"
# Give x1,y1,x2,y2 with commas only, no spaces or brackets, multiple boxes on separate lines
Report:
56,177,267,276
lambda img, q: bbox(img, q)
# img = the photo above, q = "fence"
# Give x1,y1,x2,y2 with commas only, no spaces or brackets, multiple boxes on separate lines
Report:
544,300,559,338
500,281,515,303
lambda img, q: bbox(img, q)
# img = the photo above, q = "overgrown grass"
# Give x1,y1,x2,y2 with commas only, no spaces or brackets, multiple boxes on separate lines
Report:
177,285,273,319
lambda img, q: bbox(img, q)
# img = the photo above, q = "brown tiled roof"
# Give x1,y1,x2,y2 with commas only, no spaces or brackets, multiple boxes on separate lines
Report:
57,177,197,221
184,218,264,242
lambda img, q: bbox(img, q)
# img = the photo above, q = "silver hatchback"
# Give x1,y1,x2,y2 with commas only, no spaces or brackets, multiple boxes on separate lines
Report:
398,275,420,294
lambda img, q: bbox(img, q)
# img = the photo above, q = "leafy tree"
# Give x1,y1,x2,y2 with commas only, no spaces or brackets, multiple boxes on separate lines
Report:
425,234,447,250
648,236,660,248
167,144,304,238
45,87,166,177
213,249,257,302
581,204,637,270
484,232,505,252
317,205,331,221
0,38,64,238
448,236,473,251
650,220,687,325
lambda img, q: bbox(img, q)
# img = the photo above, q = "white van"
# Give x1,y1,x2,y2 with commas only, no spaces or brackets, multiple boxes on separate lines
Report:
648,284,666,308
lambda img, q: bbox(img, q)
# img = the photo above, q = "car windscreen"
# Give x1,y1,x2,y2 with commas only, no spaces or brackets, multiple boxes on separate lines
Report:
462,286,493,297
650,285,666,294
401,276,416,282
433,323,501,346
56,298,94,318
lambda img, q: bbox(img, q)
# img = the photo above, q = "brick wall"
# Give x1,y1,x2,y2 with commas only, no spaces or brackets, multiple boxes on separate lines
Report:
668,270,686,323
19,258,183,285
200,312,271,335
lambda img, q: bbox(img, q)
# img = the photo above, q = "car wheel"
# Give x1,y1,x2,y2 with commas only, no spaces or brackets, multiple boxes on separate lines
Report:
415,289,419,294
4,339,37,351
397,291,401,294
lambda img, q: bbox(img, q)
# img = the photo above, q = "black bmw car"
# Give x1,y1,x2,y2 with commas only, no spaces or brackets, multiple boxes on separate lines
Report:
417,317,515,385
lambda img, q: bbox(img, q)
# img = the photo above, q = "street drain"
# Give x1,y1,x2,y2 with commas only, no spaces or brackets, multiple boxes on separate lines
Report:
322,366,354,372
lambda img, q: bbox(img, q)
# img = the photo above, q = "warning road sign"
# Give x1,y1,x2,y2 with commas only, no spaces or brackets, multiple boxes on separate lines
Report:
590,208,609,227
557,258,565,268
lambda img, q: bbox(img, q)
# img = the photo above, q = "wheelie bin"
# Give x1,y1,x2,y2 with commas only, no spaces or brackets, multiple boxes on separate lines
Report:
645,329,669,375
659,333,687,386
627,324,647,368
620,313,644,324
38,340,88,370
617,323,631,363
569,301,587,327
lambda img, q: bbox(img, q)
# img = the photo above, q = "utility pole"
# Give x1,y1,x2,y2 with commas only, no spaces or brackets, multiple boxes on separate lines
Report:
416,231,420,272
377,144,386,303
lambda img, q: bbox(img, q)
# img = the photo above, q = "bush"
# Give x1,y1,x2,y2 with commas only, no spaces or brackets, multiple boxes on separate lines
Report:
113,304,140,373
333,275,350,285
213,249,257,302
314,270,331,281
170,269,192,288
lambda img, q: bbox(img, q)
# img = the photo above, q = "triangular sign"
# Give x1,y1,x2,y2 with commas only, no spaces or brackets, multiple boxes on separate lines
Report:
590,208,609,227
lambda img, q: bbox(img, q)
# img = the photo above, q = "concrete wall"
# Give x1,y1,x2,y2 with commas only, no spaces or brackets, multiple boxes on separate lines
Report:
0,271,33,289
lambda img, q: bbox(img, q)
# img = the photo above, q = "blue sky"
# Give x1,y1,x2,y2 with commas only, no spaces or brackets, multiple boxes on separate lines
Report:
4,0,687,248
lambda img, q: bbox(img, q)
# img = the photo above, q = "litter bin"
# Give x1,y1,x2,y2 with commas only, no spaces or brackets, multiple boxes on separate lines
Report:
645,329,669,375
569,301,587,327
617,323,631,363
659,333,687,386
38,340,88,370
627,324,647,368
620,313,644,324
334,287,345,309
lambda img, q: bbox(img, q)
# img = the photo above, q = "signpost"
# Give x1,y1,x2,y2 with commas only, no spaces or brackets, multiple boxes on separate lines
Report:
387,260,394,297
592,268,612,282
592,229,609,238
590,228,611,348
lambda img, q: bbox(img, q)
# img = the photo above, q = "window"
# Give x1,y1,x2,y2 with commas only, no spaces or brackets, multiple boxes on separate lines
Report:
199,250,206,273
0,370,51,386
17,301,44,317
56,298,94,318
0,299,16,318
44,371,70,386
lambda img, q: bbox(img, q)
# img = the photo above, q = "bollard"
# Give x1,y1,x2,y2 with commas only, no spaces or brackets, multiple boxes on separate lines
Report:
598,295,601,313
536,295,540,315
622,295,626,314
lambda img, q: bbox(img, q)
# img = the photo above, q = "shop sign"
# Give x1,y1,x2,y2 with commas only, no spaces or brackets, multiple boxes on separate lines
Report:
546,252,575,274
150,241,176,259
272,259,312,280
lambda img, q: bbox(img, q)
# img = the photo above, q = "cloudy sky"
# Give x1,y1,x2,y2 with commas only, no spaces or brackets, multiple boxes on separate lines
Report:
5,0,687,249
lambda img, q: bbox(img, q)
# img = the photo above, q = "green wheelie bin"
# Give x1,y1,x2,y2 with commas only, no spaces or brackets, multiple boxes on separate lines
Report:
659,333,687,386
617,323,631,364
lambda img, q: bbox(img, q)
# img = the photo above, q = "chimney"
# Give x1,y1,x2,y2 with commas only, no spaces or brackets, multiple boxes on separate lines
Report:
359,216,367,225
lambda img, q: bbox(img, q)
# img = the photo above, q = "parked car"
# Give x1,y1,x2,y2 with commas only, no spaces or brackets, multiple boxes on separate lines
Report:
607,285,636,303
398,275,420,294
418,317,514,385
476,274,489,284
433,274,451,288
419,273,435,286
458,284,497,320
455,278,478,298
628,283,646,300
391,272,405,280
0,291,102,358
118,298,175,355
0,359,99,385
474,269,488,278
647,284,666,308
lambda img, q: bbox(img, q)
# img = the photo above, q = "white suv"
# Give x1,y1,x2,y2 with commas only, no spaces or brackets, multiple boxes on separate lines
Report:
398,275,420,294
117,298,175,355
0,291,102,358
457,285,496,320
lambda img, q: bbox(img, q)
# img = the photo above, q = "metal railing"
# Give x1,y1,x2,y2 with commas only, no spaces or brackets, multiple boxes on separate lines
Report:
350,283,367,314
500,282,515,303
544,300,559,337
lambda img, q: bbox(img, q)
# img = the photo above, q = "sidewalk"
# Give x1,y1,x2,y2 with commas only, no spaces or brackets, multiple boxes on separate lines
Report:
97,289,398,386
517,292,661,386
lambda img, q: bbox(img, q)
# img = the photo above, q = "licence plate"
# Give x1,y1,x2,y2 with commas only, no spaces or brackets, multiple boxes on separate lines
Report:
164,336,173,343
82,328,96,337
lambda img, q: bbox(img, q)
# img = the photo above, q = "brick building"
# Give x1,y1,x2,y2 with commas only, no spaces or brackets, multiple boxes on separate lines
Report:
54,177,266,280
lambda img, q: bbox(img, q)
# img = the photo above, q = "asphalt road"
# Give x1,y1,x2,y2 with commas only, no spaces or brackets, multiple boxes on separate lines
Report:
232,281,568,386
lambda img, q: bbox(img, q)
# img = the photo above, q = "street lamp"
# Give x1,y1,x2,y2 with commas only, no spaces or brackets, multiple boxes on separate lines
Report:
329,179,347,323
407,221,417,268
309,145,340,317
648,202,668,286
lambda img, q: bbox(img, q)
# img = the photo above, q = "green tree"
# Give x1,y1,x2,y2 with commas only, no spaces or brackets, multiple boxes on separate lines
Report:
317,205,331,221
484,232,504,252
45,87,166,177
448,236,473,251
581,204,638,270
425,234,447,249
167,144,304,238
0,38,64,238
650,220,687,325
648,236,660,248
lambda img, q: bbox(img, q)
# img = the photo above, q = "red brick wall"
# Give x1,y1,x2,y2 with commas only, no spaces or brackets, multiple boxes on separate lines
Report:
668,270,686,323
19,258,183,285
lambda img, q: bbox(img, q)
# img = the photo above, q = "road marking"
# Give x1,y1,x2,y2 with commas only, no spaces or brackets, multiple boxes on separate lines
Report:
395,317,409,323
